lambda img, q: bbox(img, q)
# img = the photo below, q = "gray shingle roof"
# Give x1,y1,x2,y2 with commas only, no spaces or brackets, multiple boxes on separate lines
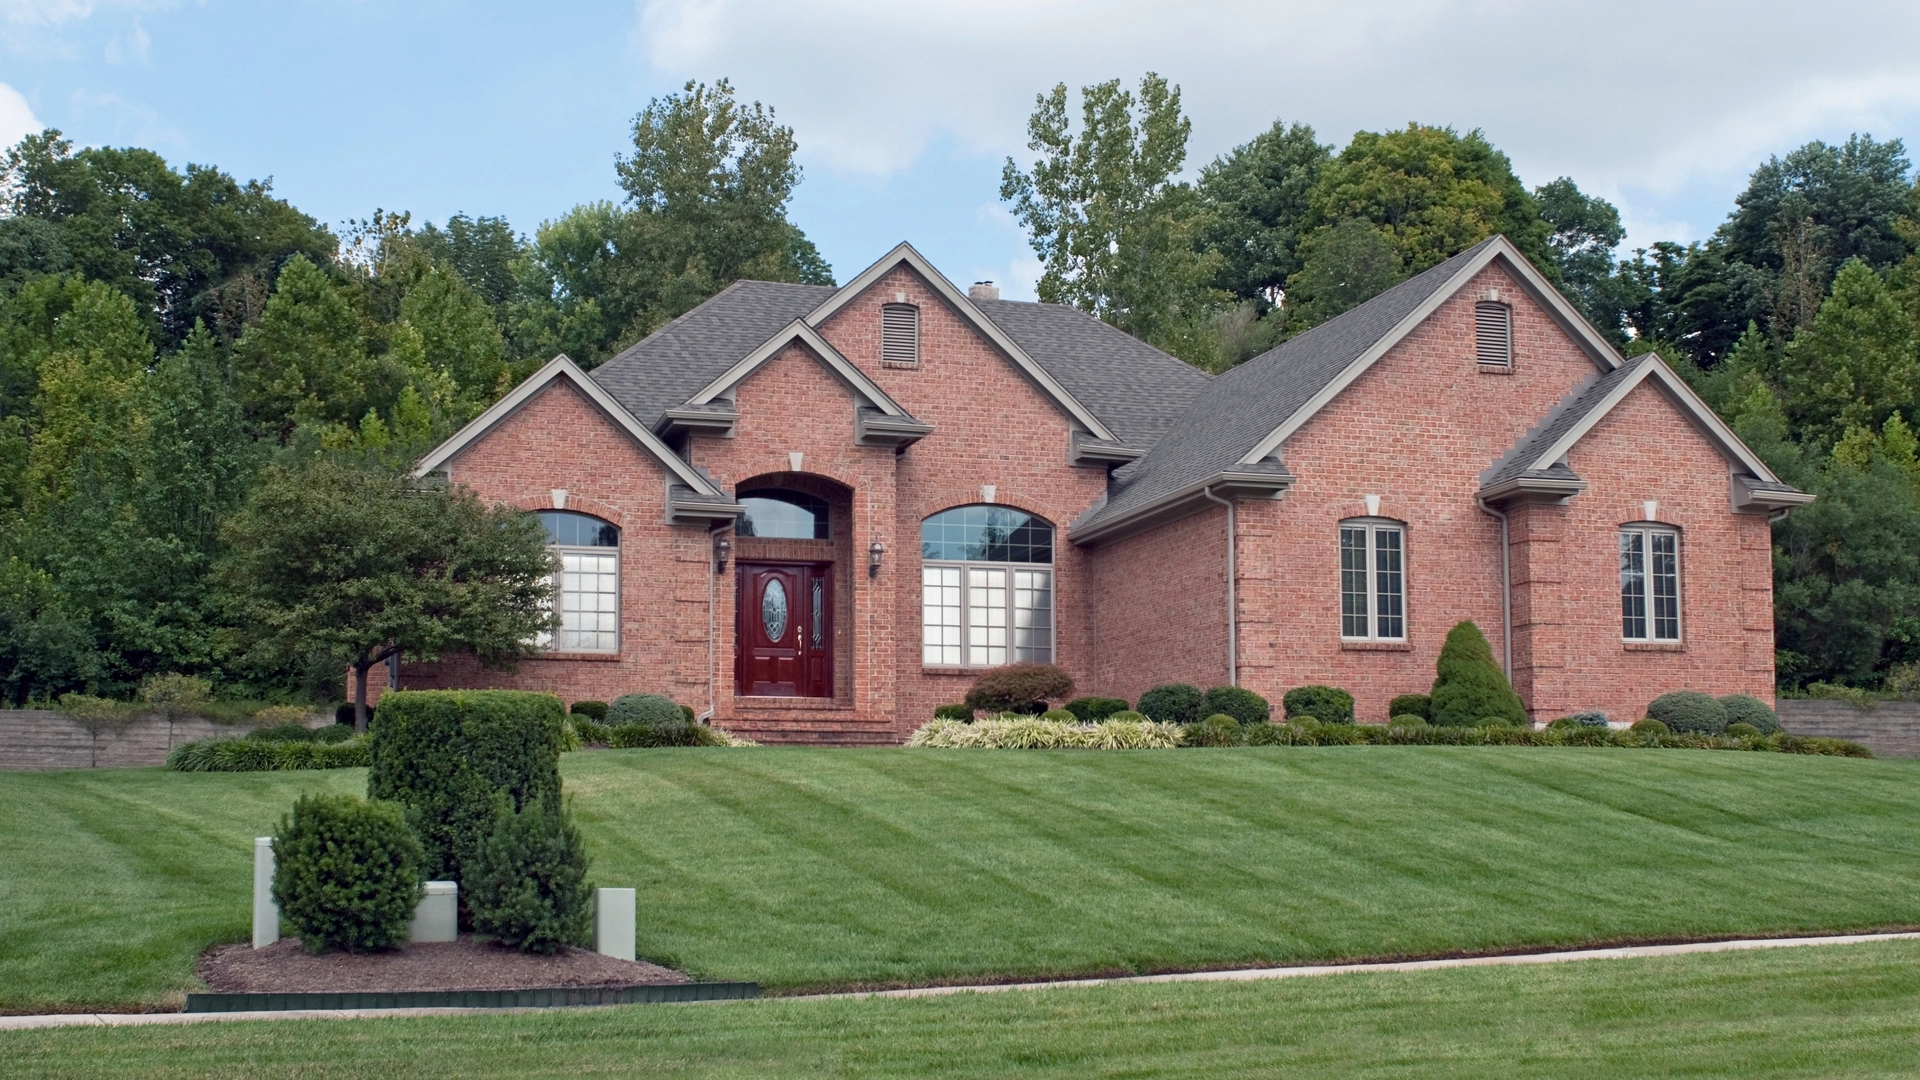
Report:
1080,239,1502,531
585,280,1211,449
1480,355,1648,487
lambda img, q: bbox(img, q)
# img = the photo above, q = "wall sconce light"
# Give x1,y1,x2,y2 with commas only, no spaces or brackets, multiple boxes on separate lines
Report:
868,540,886,578
713,531,731,572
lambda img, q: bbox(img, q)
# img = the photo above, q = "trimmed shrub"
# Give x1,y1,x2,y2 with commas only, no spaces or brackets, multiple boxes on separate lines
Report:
1556,711,1609,728
465,800,593,954
1106,710,1148,723
167,736,369,771
366,690,566,886
1187,713,1245,747
933,703,974,721
607,694,691,745
1387,694,1431,722
1429,621,1526,727
1138,683,1204,726
1726,722,1762,738
1283,685,1353,724
964,663,1075,714
1063,696,1129,722
250,723,318,742
1719,694,1780,735
1244,720,1285,745
680,704,697,722
569,700,609,722
1040,708,1077,723
1630,718,1670,735
1388,714,1429,729
1202,686,1272,725
1647,690,1729,734
272,793,422,954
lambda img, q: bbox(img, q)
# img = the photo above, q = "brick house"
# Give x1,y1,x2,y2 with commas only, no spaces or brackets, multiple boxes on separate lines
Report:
394,237,1809,742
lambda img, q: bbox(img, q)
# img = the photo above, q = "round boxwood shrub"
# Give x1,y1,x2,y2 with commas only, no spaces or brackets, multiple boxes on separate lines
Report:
963,663,1075,714
1630,718,1670,735
465,799,593,954
272,793,423,954
1388,714,1429,729
1283,685,1354,724
1726,722,1762,738
569,700,609,722
608,693,683,726
933,703,974,721
1718,694,1780,735
1202,686,1271,725
1064,696,1129,722
1186,714,1244,747
1646,690,1729,734
1138,683,1204,726
1106,710,1149,723
1040,708,1077,723
1430,621,1527,727
1387,694,1431,722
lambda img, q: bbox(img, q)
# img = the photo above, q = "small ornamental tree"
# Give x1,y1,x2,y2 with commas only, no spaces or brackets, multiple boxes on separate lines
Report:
217,460,556,731
1429,621,1527,727
964,663,1074,714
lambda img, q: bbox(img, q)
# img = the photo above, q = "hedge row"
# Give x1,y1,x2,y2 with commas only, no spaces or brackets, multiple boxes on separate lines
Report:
167,736,371,771
568,718,755,748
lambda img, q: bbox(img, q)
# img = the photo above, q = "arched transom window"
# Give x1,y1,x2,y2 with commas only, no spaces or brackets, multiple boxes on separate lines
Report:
537,510,619,653
737,489,829,539
921,505,1054,667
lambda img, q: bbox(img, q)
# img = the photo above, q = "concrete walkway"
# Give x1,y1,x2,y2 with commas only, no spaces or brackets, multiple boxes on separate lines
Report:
5,930,1917,1031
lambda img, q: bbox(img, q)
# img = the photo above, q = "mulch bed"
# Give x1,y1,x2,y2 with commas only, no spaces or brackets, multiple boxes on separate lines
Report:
198,934,691,994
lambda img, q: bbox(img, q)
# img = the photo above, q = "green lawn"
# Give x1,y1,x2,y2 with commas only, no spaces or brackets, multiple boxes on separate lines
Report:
10,939,1920,1078
2,747,1918,1012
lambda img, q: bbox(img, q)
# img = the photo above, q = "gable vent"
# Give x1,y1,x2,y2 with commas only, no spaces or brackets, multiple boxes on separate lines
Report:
881,303,920,367
1475,301,1512,368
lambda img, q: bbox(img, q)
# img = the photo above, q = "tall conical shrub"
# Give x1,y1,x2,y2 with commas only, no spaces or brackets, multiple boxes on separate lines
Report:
1429,620,1527,727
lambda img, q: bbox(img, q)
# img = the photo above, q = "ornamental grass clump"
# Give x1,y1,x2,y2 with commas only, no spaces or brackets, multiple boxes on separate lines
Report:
1283,685,1354,724
1647,690,1729,734
963,663,1074,715
907,715,1183,749
1138,683,1203,725
166,735,370,771
272,793,423,954
1429,621,1527,727
465,799,593,954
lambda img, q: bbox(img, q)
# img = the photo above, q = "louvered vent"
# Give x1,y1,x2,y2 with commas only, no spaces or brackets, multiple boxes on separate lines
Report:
881,303,919,367
1475,302,1511,367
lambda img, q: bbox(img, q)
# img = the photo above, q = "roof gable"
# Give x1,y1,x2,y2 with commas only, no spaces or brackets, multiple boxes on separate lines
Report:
687,319,913,418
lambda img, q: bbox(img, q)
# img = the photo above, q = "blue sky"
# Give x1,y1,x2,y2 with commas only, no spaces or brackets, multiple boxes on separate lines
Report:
4,1,1918,300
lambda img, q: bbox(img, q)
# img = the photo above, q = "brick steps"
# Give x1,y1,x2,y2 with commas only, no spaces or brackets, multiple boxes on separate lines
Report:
716,718,903,747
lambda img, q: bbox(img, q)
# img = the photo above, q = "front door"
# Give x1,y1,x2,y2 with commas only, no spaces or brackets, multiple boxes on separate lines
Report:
736,562,832,697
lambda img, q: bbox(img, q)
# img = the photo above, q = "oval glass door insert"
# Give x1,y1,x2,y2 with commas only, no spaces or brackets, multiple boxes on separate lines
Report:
761,578,789,642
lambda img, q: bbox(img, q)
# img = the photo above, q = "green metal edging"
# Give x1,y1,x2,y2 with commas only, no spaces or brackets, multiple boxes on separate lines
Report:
184,981,758,1012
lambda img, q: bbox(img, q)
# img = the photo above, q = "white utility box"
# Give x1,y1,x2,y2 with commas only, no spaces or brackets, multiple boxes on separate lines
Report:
595,887,636,961
409,881,459,943
252,837,278,948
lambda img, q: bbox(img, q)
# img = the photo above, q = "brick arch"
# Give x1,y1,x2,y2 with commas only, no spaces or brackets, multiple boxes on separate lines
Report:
905,485,1074,531
502,491,628,531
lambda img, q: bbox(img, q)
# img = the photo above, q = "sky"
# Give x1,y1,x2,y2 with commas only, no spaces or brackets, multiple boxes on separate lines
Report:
2,1,1918,301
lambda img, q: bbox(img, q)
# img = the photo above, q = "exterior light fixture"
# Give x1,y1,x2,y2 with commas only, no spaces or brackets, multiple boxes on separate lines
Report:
713,531,731,572
868,540,886,578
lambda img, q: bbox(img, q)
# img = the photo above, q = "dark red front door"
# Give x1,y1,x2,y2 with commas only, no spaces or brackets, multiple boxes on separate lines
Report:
736,562,832,697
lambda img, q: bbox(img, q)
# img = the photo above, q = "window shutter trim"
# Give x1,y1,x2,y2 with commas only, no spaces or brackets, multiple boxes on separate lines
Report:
1475,302,1511,367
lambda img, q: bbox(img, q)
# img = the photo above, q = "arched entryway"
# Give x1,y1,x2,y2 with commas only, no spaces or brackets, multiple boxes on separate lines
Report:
732,474,852,699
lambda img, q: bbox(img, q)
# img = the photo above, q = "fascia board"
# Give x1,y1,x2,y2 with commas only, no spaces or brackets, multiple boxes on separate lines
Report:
804,242,1121,443
1237,238,1625,468
412,354,719,495
1527,355,1783,483
1070,469,1295,547
686,321,910,417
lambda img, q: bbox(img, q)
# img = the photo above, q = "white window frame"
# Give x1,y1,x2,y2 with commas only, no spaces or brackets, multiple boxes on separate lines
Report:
1339,518,1406,642
921,560,1054,667
1619,524,1681,643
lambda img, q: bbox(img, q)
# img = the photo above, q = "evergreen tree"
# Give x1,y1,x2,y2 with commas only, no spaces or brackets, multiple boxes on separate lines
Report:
1429,621,1527,727
1780,259,1919,450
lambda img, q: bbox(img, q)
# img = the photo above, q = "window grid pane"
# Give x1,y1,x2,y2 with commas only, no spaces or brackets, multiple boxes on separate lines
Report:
1620,531,1647,639
1650,532,1680,640
1012,569,1053,663
967,567,1008,667
1374,527,1404,639
556,550,619,652
921,505,1054,563
1340,528,1369,637
922,566,962,665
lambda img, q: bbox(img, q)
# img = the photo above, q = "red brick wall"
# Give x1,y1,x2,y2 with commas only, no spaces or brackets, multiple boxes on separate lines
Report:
1512,380,1776,719
1087,505,1231,705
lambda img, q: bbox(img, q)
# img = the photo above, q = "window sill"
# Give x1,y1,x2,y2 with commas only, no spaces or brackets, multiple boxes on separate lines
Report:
880,361,920,370
1623,641,1686,652
1341,640,1413,651
533,650,624,662
1477,363,1514,375
922,666,992,677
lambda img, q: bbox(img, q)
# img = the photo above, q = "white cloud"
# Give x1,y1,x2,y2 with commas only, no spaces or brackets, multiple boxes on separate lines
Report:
0,0,98,27
0,81,41,148
631,0,1920,250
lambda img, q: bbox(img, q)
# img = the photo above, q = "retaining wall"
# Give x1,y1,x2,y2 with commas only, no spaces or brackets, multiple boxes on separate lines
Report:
1776,700,1920,758
0,710,321,771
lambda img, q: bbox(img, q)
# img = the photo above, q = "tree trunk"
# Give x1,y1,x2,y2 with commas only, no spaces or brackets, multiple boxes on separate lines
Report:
353,659,373,733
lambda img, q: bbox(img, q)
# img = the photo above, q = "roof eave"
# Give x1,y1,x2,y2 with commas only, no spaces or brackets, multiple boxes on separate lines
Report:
855,409,935,449
1069,434,1145,466
1731,474,1815,513
667,487,745,526
660,406,740,438
1070,468,1296,548
1477,474,1590,508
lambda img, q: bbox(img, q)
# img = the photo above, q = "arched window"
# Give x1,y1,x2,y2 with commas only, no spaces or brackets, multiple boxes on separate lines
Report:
920,505,1053,667
537,511,619,653
1339,518,1404,641
737,489,829,539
